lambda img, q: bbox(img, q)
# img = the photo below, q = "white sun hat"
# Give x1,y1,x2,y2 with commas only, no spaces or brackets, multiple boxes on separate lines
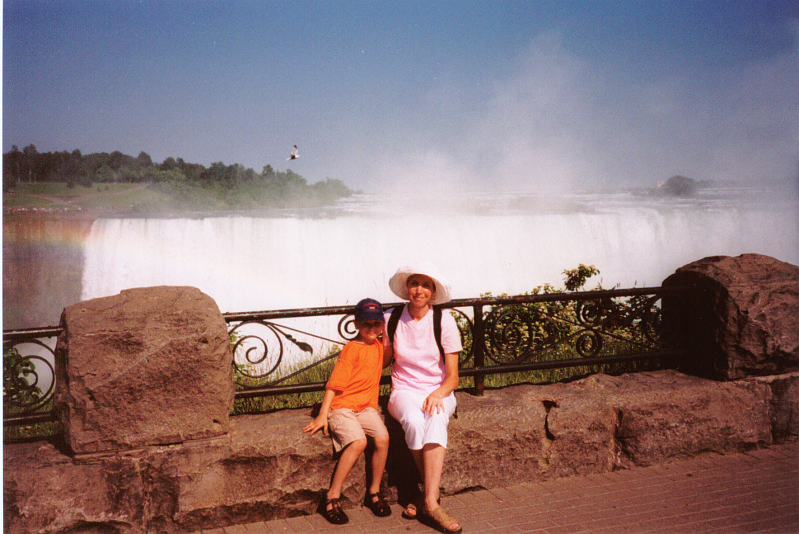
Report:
388,262,452,304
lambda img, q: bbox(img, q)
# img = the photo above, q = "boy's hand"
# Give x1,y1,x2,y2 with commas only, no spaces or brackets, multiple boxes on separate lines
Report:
303,415,328,436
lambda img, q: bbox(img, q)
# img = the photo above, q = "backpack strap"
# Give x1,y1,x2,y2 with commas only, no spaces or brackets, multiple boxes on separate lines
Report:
387,304,445,362
387,305,403,346
433,305,445,361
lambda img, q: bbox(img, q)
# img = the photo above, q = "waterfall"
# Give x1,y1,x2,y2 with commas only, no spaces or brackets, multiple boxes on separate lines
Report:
81,188,799,314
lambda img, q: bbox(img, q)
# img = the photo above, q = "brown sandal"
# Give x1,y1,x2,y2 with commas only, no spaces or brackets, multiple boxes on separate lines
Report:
320,497,348,525
420,505,462,533
364,492,391,517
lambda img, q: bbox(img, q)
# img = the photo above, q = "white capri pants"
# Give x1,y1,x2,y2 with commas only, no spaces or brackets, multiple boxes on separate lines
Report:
388,388,457,450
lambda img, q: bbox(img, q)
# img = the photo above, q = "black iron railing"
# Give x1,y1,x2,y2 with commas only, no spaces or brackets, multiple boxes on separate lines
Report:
3,286,688,430
3,326,61,427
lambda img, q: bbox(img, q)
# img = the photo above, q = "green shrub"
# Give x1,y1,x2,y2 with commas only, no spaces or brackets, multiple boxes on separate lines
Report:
3,347,43,416
455,264,666,390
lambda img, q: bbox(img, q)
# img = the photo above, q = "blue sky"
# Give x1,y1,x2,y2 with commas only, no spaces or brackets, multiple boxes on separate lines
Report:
4,0,798,193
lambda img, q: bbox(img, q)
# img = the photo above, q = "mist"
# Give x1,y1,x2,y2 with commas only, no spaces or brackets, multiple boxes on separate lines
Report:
367,29,799,196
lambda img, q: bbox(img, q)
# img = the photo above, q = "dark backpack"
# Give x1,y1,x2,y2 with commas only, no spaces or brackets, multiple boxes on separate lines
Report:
386,305,445,361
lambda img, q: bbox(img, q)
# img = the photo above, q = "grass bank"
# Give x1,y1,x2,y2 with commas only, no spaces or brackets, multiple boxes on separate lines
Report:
4,178,354,215
3,182,171,214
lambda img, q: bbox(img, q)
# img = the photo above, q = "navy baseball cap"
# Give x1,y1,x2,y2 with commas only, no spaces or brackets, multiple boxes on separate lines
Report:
354,298,384,323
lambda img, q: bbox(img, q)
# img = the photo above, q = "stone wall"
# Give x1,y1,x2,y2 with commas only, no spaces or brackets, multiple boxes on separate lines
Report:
4,254,799,533
5,371,798,534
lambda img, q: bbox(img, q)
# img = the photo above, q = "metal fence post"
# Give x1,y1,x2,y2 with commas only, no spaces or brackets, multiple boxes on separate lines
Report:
472,302,485,395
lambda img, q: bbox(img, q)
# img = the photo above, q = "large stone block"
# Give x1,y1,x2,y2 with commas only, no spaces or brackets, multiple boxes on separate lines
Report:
747,372,799,441
663,254,799,380
3,441,147,534
577,370,773,466
444,386,548,491
54,286,234,454
542,378,621,477
173,411,334,530
449,380,621,486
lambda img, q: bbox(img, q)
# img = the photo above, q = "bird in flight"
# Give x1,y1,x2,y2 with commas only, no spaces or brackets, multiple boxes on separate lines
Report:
287,145,300,160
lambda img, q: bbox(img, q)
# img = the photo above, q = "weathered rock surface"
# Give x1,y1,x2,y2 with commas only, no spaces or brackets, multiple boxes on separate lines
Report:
577,371,773,466
54,286,234,454
663,254,799,380
443,370,778,492
172,411,333,529
7,370,796,534
747,373,799,440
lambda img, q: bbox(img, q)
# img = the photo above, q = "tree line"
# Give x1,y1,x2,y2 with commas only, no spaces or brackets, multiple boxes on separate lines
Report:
3,144,354,209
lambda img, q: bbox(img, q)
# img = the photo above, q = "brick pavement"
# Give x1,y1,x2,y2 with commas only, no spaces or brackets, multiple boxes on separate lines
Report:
195,441,799,534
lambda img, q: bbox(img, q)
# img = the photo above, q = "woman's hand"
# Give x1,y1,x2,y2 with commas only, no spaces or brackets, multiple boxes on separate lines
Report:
422,390,446,414
303,414,328,436
422,352,461,414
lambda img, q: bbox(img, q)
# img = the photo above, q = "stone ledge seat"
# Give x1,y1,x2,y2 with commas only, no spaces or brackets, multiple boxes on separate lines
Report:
4,370,797,534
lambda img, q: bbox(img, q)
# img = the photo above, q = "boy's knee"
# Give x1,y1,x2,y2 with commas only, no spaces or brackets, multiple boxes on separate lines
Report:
349,438,368,453
373,433,389,449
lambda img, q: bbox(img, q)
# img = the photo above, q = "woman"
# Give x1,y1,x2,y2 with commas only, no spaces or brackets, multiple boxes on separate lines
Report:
384,263,463,534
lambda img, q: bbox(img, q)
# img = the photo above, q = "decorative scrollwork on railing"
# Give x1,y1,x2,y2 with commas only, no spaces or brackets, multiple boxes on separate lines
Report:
337,314,360,341
574,329,603,357
483,301,573,363
229,321,285,380
575,298,608,327
445,307,474,364
482,293,665,364
484,305,540,363
228,316,349,385
576,294,667,347
639,295,668,345
3,339,57,415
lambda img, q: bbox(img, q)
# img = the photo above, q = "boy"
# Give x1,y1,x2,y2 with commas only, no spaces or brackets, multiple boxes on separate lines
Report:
303,298,392,524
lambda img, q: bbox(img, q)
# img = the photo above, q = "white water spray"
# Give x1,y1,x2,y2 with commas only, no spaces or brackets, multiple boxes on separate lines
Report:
81,186,799,314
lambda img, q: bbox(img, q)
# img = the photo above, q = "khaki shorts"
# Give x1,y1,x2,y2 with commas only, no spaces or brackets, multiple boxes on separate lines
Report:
328,407,388,453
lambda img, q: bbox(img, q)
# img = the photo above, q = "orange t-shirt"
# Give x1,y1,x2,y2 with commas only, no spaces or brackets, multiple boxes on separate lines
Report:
326,339,383,412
